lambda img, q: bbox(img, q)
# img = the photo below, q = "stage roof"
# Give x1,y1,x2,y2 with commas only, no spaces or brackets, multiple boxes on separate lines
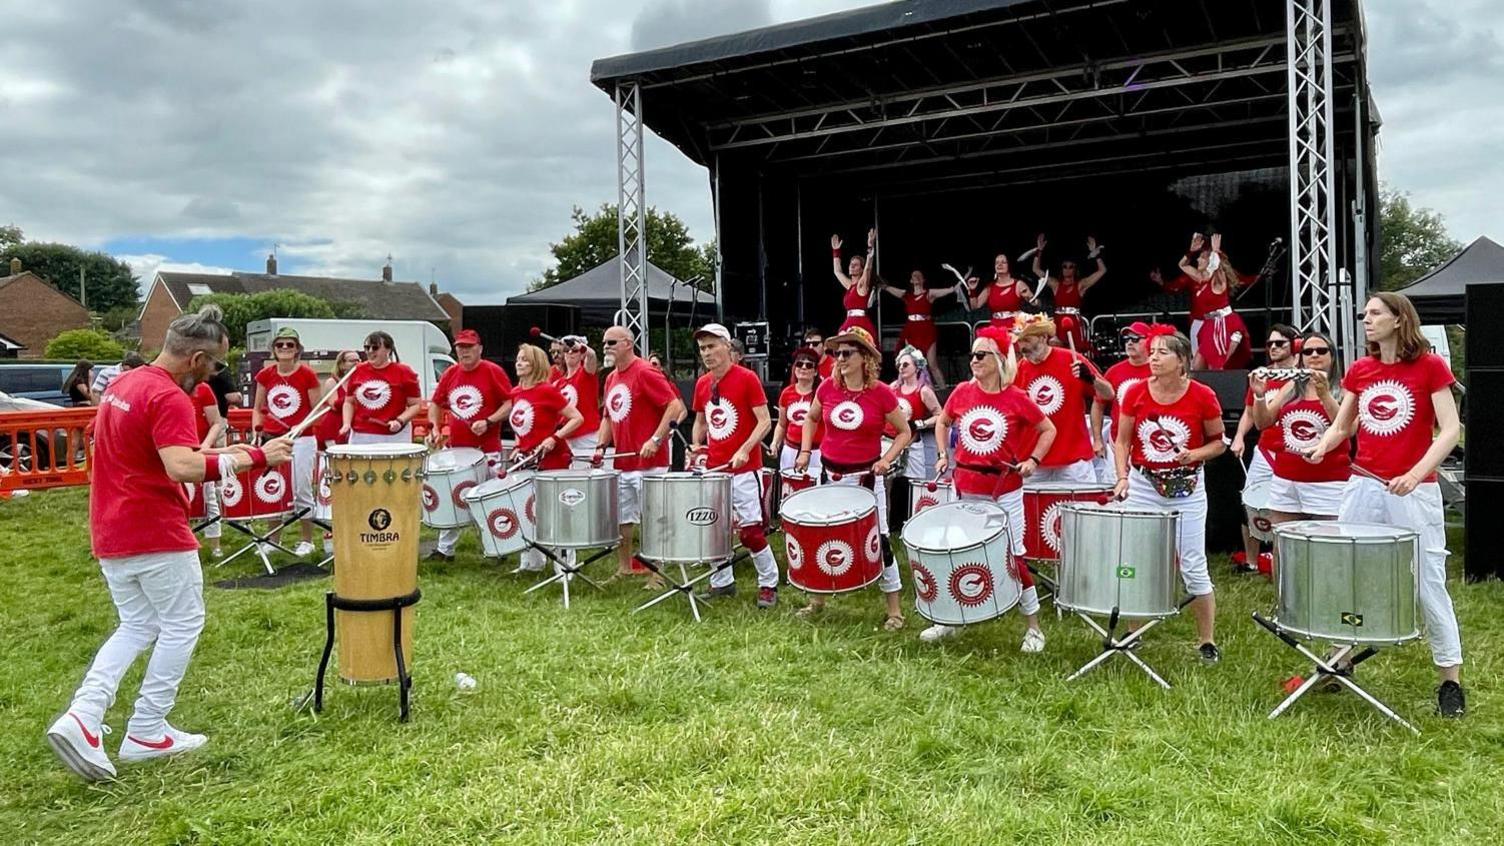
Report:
592,0,1369,187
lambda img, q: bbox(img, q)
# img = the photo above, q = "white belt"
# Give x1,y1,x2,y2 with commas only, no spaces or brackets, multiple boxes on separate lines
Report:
846,309,867,317
906,314,931,322
1055,307,1081,315
1205,306,1233,319
991,311,1016,320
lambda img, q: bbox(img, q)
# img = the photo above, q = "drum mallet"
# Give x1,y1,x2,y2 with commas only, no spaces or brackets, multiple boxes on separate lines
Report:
529,326,562,344
280,364,361,442
497,448,544,479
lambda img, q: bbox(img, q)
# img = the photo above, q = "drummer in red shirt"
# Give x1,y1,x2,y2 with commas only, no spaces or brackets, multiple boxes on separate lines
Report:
340,331,422,445
1091,322,1153,484
770,346,824,476
191,380,227,557
553,335,602,467
1306,292,1465,717
251,327,322,556
46,305,292,782
1254,329,1349,523
424,330,514,561
803,328,837,381
592,325,686,583
794,326,912,630
689,323,778,608
1112,326,1225,665
510,343,584,574
1014,315,1114,484
929,326,1057,650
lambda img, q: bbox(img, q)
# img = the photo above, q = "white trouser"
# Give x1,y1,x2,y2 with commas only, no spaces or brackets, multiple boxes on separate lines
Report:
710,472,779,589
291,435,317,512
1267,475,1344,517
904,437,928,479
350,428,411,446
437,450,500,555
569,432,610,469
619,467,666,525
520,546,576,574
1242,447,1274,504
779,444,822,476
69,551,206,736
1125,469,1213,597
827,472,900,593
959,489,1038,616
1094,418,1115,484
201,482,221,540
1026,459,1099,486
1338,478,1461,668
1190,318,1204,357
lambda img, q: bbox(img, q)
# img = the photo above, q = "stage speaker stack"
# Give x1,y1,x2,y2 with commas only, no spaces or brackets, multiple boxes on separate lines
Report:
1464,283,1504,582
1194,369,1252,552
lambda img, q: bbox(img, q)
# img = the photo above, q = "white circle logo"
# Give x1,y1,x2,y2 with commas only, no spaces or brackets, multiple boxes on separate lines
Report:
267,384,301,420
560,384,579,409
830,400,865,431
1027,376,1066,416
1357,380,1415,437
220,474,244,507
1042,502,1066,552
356,379,392,410
707,399,740,441
448,385,483,420
1136,416,1192,463
786,537,804,571
815,540,855,577
255,471,285,504
606,384,633,422
864,526,881,563
510,399,536,437
787,399,811,428
1115,377,1143,407
958,406,1008,455
1280,408,1328,451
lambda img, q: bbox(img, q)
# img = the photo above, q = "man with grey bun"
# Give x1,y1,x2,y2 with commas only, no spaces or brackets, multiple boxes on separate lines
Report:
45,304,293,782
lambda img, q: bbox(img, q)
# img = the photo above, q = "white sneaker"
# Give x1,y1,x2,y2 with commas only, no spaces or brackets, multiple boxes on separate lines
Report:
919,624,959,643
1020,627,1047,653
46,711,115,781
118,724,207,763
293,541,316,557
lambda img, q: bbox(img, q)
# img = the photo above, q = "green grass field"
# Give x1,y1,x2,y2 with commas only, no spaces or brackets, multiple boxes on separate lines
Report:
3,488,1502,844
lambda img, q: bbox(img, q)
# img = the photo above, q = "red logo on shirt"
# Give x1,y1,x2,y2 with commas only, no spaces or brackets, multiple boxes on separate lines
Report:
356,380,393,410
949,563,995,607
707,401,739,441
449,385,483,420
830,401,864,431
1358,380,1415,437
787,400,810,427
1027,376,1065,416
268,384,300,418
606,384,633,422
958,407,1008,455
510,399,535,437
1281,409,1327,451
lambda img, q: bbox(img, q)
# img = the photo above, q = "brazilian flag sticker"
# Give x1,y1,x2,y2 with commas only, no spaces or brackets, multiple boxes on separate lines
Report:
1116,565,1136,579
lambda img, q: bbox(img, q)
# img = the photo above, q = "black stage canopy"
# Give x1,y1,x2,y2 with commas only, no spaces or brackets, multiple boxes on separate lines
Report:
507,257,708,327
1399,236,1504,325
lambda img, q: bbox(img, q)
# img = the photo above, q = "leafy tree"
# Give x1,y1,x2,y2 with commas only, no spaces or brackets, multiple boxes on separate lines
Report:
530,204,715,292
44,329,126,361
98,304,142,334
1379,187,1462,291
186,290,366,347
1,236,140,312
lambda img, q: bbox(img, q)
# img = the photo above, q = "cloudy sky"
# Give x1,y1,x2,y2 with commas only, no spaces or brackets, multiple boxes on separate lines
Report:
1,0,1498,304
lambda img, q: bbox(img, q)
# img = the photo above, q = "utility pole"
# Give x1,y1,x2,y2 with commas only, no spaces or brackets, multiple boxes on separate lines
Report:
79,267,87,309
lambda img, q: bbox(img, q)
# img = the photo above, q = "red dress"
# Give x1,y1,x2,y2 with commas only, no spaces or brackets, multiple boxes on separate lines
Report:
1051,280,1089,352
1193,279,1251,369
897,291,936,352
985,279,1026,328
839,285,877,337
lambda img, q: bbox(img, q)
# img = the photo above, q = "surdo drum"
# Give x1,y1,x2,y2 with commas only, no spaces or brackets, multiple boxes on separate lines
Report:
1022,483,1115,562
901,501,1022,626
532,469,620,549
1056,503,1180,620
220,462,294,520
640,472,734,563
421,448,488,529
779,469,817,505
1242,475,1275,543
463,472,537,558
781,485,882,594
909,478,954,517
1272,522,1420,645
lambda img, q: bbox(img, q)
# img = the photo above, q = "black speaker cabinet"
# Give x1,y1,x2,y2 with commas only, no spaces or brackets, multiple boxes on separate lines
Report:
1466,282,1504,367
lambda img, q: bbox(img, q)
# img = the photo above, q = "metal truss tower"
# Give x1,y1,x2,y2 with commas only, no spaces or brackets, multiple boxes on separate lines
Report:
1288,0,1343,351
615,81,650,355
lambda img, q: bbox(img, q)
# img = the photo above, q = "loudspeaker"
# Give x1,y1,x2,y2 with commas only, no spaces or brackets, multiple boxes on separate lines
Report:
1465,283,1504,581
1466,283,1504,367
463,304,579,365
1193,369,1250,413
1464,480,1503,582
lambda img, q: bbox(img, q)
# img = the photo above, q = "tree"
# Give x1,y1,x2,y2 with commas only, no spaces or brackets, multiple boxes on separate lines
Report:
44,329,126,361
1378,187,1462,291
1,237,140,313
530,204,715,292
187,289,366,347
0,224,21,250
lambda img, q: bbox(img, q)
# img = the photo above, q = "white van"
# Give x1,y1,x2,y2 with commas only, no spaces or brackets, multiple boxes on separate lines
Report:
245,318,455,397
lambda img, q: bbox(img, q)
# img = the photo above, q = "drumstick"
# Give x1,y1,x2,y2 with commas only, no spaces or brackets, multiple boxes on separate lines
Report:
1222,435,1248,478
281,364,361,442
1350,464,1393,486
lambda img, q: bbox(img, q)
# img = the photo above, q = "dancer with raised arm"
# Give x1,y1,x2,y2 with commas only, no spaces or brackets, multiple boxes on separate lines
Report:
1175,232,1254,370
881,269,957,387
1032,233,1106,351
966,252,1034,329
832,228,878,337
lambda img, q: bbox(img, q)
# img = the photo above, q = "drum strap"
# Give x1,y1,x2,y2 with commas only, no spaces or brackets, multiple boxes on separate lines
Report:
957,462,1002,476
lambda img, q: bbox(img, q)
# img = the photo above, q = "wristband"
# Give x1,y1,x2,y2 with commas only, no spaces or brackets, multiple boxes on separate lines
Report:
1029,454,1045,463
832,249,842,258
203,453,225,483
248,447,268,470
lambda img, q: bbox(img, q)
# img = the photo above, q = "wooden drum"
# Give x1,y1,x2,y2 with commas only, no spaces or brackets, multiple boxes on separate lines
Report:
325,443,426,684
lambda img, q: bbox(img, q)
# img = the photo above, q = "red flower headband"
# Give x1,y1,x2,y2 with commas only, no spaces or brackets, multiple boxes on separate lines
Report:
1142,323,1178,340
975,326,1014,353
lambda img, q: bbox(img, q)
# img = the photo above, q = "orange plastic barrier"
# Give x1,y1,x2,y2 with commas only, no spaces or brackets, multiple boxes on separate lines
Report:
0,408,96,493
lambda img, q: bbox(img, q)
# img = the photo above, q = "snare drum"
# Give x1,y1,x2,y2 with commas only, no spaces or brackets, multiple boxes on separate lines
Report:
1272,522,1420,645
421,448,488,529
902,501,1022,626
221,463,294,520
1242,476,1274,542
1022,483,1115,561
533,469,620,549
782,485,882,594
640,472,734,563
463,472,536,558
325,443,426,684
909,478,954,517
1057,503,1180,620
779,469,817,505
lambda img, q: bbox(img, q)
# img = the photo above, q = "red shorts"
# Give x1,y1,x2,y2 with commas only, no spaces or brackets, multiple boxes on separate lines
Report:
898,320,936,353
839,315,878,339
1198,312,1252,370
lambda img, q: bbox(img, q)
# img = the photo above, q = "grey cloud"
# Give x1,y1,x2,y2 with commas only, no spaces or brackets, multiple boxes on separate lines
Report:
630,0,773,52
181,197,241,221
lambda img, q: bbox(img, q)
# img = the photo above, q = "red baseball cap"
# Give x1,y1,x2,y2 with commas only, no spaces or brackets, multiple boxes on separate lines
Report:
1121,321,1153,337
453,329,481,346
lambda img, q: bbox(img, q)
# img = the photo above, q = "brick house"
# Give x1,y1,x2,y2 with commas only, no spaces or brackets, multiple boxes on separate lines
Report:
0,259,92,358
137,255,459,350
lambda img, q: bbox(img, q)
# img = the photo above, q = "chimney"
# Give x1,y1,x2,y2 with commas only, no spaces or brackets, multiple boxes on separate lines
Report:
382,255,393,283
429,282,439,296
8,257,19,275
266,253,278,275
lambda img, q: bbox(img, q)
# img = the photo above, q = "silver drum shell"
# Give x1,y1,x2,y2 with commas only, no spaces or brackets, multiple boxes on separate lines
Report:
1273,521,1420,645
1057,503,1180,619
640,472,734,563
532,469,621,549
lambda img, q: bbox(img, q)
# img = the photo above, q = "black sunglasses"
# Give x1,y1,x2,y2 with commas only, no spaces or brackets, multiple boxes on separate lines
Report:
793,360,815,369
1122,334,1144,343
273,341,298,350
1267,339,1291,347
1301,346,1332,356
363,343,384,351
834,348,860,359
970,351,996,361
602,338,624,347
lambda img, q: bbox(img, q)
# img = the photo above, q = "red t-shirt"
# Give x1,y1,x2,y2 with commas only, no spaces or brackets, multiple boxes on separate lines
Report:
254,363,320,435
555,367,601,439
1098,359,1151,442
191,381,217,443
316,383,346,448
987,280,1025,315
1244,378,1290,457
509,382,570,471
433,360,512,451
779,384,823,450
692,365,767,475
886,383,925,437
1272,395,1351,483
1016,347,1100,466
1342,353,1455,482
817,356,835,380
348,361,422,435
603,358,680,472
1120,380,1224,471
89,366,201,559
815,379,898,467
944,382,1046,497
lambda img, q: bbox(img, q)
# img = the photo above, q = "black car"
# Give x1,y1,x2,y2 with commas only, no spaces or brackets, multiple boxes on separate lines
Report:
0,363,75,407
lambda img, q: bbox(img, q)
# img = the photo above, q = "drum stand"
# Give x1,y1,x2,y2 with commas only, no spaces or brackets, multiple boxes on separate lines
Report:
220,507,309,575
1065,596,1196,690
312,589,422,722
521,543,609,609
632,552,749,622
1252,613,1419,735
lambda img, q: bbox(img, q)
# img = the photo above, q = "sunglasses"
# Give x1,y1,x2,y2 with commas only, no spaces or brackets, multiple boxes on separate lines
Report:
602,338,625,347
970,351,996,361
273,341,298,350
363,343,384,351
834,348,860,359
1122,335,1143,343
793,360,816,369
1301,346,1332,356
1267,339,1291,348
